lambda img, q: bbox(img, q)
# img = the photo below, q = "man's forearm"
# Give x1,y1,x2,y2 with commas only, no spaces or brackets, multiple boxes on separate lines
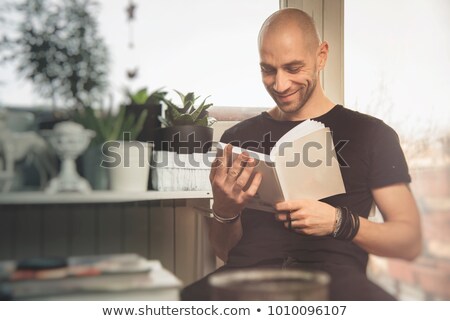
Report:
208,218,243,262
353,217,421,260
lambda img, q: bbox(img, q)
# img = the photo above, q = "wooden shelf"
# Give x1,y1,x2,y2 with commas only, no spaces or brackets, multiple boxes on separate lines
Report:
0,190,212,205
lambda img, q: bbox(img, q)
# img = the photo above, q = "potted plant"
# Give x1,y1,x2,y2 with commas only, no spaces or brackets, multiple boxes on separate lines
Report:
124,87,167,143
72,105,150,191
155,91,216,154
152,90,216,191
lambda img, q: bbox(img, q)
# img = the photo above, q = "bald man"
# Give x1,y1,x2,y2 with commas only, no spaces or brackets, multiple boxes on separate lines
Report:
182,8,421,300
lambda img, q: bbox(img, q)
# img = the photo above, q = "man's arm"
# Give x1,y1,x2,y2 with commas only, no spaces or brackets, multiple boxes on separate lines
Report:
353,183,422,260
208,216,243,262
208,144,262,262
275,182,422,261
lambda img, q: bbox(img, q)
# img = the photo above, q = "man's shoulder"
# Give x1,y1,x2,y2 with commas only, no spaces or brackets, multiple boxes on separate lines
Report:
337,106,393,132
339,106,383,125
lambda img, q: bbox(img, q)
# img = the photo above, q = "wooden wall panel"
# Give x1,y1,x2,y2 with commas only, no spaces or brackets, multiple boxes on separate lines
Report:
14,205,42,259
174,202,198,285
42,205,69,257
0,206,14,260
149,201,175,272
98,204,123,254
123,203,149,258
69,205,97,256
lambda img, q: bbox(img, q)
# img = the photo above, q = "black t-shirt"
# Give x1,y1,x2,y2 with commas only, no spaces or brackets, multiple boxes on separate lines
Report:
220,105,411,270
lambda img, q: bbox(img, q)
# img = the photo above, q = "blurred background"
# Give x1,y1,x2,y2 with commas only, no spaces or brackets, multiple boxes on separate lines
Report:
0,0,449,300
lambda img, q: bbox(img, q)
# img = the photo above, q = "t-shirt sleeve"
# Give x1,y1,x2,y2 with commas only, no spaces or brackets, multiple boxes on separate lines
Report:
368,122,411,188
220,129,232,144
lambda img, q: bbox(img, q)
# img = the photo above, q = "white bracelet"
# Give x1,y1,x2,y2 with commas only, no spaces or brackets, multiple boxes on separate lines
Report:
212,209,241,224
332,207,343,237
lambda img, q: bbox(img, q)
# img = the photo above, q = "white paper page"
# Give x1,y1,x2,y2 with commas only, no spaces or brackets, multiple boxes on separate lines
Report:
271,119,325,158
274,128,345,201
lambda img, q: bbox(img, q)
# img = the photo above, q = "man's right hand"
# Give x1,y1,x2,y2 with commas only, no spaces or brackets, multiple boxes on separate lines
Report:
209,144,263,218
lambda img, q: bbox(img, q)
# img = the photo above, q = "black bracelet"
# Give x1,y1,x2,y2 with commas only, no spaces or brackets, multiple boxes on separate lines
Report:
332,206,360,241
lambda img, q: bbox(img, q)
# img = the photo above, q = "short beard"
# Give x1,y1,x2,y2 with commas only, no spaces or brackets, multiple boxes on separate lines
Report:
278,76,317,114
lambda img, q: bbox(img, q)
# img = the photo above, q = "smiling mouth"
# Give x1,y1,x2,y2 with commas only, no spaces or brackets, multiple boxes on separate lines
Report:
275,90,299,100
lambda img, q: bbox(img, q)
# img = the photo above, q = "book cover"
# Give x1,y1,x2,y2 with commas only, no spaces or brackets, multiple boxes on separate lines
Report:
216,120,345,213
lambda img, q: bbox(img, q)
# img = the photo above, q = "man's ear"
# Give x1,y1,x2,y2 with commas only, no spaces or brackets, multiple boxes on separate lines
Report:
317,41,329,71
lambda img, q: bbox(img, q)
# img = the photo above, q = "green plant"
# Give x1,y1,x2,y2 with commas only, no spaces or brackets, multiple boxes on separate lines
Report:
127,87,168,105
0,0,109,108
160,91,216,127
73,106,147,145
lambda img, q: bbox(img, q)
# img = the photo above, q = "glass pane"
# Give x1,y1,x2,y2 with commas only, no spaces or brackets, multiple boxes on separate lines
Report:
0,0,278,108
345,0,450,300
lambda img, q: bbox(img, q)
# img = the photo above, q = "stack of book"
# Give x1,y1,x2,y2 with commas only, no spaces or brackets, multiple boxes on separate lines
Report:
0,253,182,300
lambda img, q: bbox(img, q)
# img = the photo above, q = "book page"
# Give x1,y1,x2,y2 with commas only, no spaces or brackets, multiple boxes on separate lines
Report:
274,128,345,201
271,119,325,158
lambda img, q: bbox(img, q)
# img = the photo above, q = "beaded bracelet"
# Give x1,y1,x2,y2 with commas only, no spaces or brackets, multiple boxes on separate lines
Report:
332,206,360,241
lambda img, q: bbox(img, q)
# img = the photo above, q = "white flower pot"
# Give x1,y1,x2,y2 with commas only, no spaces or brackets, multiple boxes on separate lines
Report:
105,141,152,192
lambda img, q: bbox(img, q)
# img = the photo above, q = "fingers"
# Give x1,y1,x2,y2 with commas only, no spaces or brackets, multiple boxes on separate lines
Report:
275,211,290,221
232,157,256,191
210,144,232,182
209,143,263,210
224,143,233,168
276,210,307,224
209,157,221,182
274,211,308,233
243,171,262,197
224,151,249,185
275,200,308,212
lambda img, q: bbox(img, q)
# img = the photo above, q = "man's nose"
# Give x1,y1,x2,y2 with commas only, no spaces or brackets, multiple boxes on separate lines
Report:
273,71,290,93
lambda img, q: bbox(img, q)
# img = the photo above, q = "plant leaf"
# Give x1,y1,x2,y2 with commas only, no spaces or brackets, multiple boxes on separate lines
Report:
174,89,185,102
108,105,126,141
164,99,183,124
182,92,196,113
131,88,149,104
194,115,208,127
173,114,195,125
190,96,212,122
129,109,148,140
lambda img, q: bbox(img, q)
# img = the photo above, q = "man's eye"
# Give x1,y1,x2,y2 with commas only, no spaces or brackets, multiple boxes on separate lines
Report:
261,67,275,74
287,67,300,73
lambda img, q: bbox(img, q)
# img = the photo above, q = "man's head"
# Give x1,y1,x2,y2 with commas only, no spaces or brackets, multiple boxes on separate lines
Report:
258,8,328,114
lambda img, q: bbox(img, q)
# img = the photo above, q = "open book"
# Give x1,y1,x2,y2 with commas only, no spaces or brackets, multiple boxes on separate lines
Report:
216,120,345,213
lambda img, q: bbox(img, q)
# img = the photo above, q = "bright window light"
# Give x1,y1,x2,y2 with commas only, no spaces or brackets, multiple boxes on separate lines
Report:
0,0,279,109
345,0,450,140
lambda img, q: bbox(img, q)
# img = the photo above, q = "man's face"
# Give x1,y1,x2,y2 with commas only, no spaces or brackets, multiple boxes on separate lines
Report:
259,29,319,113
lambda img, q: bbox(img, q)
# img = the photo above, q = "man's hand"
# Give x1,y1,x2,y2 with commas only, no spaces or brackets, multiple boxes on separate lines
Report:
210,144,262,218
275,200,336,236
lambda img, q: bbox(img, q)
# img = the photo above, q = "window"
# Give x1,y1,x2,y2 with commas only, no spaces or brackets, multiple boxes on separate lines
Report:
0,0,279,108
345,0,450,300
344,0,450,141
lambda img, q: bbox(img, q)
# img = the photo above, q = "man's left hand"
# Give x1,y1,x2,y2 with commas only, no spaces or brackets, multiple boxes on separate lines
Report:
275,200,336,236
